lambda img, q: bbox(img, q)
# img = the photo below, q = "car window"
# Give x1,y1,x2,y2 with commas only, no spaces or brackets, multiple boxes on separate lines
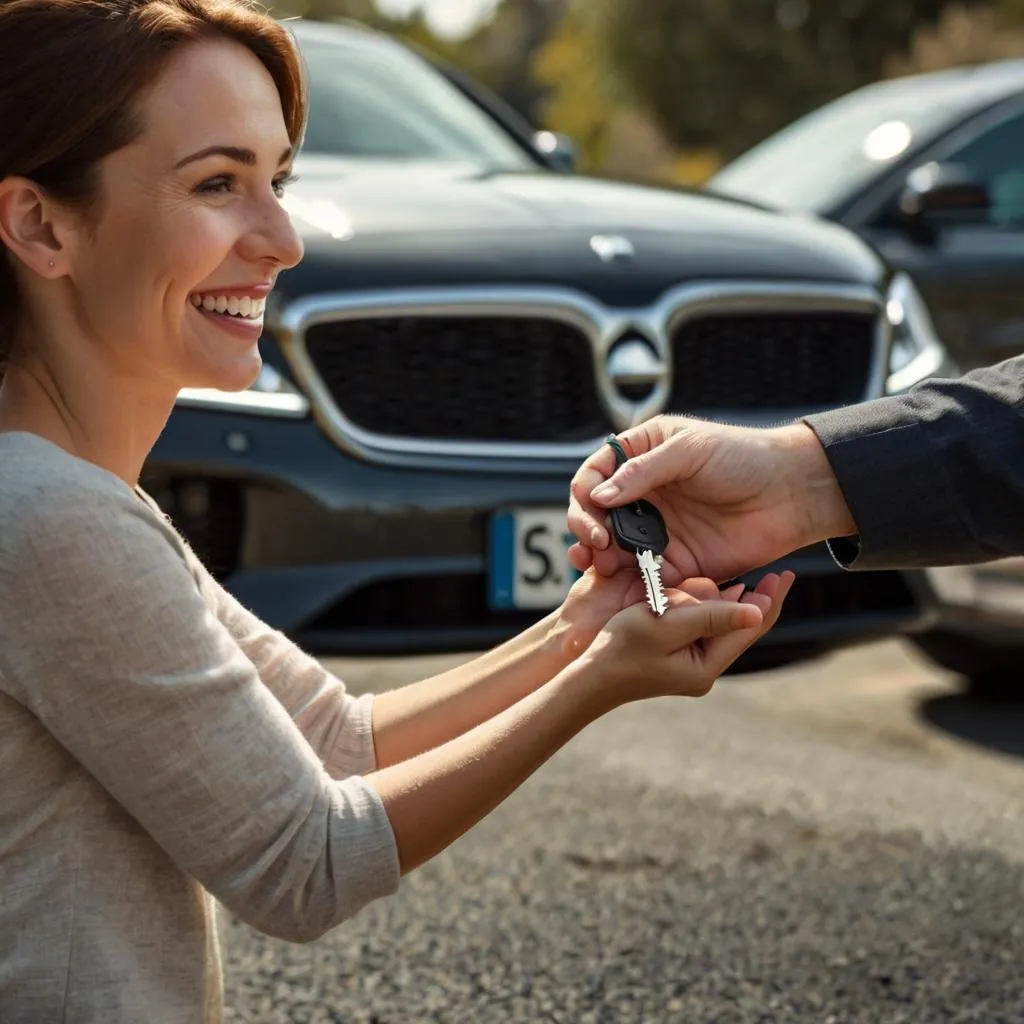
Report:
707,82,968,214
940,110,1024,226
296,35,535,171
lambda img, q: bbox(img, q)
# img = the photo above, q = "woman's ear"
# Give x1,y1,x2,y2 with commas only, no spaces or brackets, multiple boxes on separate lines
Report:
0,177,68,277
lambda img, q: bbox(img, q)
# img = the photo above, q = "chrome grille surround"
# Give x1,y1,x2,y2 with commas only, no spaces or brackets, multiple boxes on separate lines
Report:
274,281,889,472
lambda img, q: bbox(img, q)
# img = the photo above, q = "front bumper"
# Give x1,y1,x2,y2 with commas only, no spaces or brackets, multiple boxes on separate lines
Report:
146,406,944,658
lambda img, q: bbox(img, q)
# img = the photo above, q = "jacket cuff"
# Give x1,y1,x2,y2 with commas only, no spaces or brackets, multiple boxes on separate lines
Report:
803,403,966,570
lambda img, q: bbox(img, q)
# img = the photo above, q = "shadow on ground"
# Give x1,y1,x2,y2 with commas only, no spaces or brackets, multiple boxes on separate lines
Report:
919,686,1024,760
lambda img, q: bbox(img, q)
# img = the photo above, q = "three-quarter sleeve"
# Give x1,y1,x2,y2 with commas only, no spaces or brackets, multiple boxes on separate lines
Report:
0,486,400,943
189,555,378,780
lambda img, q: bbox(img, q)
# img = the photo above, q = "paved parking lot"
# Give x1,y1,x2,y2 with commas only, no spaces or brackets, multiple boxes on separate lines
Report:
221,639,1024,1023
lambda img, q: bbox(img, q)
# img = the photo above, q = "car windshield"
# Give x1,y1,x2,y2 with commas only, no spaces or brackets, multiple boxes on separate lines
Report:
295,30,536,171
707,82,971,213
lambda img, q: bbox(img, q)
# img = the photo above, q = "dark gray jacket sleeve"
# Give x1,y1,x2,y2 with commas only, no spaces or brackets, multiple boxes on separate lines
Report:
802,355,1024,571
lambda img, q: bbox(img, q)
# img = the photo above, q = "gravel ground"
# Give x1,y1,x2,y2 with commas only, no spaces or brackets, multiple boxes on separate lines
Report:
220,641,1024,1023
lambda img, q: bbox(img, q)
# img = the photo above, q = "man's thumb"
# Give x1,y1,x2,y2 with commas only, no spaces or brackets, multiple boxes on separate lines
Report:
590,448,677,506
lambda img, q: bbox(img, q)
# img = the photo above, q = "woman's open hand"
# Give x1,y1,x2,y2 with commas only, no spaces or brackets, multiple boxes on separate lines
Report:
556,563,683,656
557,561,790,661
578,571,794,707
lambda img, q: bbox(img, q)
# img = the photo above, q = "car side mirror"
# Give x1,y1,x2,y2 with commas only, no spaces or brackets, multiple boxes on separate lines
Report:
898,162,990,240
533,130,578,173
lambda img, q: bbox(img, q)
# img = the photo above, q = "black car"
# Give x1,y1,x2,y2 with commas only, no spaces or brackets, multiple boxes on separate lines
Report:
707,59,1024,374
145,18,957,665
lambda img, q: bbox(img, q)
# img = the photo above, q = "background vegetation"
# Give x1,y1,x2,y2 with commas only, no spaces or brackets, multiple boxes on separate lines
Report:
271,0,1024,183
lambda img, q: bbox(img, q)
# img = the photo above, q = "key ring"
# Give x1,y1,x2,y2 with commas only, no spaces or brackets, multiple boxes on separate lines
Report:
606,435,642,514
606,434,629,468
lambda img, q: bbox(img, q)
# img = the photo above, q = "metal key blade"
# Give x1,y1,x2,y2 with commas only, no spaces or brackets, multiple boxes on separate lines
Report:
637,549,668,617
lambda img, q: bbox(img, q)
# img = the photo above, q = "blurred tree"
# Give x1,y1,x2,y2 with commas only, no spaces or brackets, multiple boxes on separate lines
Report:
531,0,621,168
603,0,991,159
998,0,1024,21
272,0,379,22
381,7,484,74
461,0,568,120
532,0,703,180
886,3,1024,76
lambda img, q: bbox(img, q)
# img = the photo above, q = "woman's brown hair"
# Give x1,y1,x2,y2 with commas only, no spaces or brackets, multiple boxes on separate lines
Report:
0,0,307,371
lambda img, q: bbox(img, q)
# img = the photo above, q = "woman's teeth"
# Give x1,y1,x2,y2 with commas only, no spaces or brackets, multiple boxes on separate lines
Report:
190,294,266,319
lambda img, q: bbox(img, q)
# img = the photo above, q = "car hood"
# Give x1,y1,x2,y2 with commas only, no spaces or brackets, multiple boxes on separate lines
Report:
276,157,887,306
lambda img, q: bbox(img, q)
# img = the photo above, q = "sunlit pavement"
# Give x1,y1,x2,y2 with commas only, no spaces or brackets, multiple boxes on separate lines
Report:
221,639,1024,1023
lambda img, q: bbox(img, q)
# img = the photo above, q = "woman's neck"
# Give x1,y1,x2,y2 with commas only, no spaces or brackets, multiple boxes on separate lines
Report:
0,356,176,488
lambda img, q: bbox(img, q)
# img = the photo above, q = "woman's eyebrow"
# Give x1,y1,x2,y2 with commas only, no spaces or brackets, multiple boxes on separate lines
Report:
173,145,293,170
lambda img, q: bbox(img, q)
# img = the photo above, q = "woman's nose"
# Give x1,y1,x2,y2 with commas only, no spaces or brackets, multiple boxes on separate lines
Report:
242,196,304,270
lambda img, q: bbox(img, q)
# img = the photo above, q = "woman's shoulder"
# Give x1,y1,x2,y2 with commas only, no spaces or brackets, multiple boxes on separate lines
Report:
0,432,170,558
0,431,134,512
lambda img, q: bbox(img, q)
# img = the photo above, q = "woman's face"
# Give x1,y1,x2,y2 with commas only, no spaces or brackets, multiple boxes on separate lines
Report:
67,37,303,393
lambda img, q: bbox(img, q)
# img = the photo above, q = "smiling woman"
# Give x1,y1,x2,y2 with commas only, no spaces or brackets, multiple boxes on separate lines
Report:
0,2,790,1022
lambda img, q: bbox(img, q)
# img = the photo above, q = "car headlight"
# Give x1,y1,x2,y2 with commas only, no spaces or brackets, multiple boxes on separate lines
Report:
884,272,948,394
176,362,310,418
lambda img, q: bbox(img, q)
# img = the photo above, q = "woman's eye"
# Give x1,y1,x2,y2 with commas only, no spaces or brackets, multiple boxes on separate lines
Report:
195,175,235,196
273,174,299,198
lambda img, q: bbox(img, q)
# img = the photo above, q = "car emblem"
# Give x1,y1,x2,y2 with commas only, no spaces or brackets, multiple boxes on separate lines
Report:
590,234,636,263
606,337,668,402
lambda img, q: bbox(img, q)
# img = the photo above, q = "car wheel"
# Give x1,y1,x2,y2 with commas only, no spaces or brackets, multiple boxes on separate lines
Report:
912,631,1024,701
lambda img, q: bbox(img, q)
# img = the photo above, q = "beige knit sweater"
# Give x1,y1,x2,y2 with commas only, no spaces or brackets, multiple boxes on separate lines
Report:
0,431,400,1024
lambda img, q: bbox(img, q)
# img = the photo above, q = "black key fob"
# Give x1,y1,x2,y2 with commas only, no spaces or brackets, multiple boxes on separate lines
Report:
604,435,669,555
610,500,669,556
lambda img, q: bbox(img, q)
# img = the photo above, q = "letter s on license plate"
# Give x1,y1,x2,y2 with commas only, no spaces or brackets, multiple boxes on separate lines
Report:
488,508,581,610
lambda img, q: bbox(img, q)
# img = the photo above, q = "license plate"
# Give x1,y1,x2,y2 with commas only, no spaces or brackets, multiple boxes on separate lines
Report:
489,508,582,610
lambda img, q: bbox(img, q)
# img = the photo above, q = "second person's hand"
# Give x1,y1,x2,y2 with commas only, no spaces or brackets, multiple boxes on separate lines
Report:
567,415,858,584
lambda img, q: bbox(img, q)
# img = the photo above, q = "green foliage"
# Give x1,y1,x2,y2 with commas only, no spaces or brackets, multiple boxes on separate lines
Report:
457,0,568,121
602,0,990,159
531,1,621,169
998,0,1024,22
270,0,379,23
277,0,1024,182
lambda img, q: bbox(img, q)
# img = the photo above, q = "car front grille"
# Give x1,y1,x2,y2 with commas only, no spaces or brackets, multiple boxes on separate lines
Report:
304,316,610,443
293,287,881,457
668,311,875,411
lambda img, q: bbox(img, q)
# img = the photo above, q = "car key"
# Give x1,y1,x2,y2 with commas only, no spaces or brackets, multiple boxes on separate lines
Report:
605,436,669,617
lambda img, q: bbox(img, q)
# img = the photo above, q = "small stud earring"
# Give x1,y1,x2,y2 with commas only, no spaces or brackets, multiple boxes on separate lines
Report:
48,259,55,268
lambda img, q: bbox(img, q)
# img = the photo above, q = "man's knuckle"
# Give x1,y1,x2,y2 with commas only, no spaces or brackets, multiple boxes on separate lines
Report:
616,459,642,485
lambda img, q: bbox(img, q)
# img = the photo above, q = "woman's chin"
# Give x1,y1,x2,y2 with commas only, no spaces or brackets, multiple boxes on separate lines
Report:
184,357,263,394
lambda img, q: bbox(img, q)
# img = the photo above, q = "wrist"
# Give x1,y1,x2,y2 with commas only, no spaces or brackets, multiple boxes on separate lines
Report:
553,647,625,721
771,423,856,545
541,606,590,670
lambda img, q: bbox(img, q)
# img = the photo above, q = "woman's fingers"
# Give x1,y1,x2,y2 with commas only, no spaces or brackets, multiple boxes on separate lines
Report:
665,589,762,646
678,577,721,602
743,571,794,636
700,571,794,675
617,590,761,658
699,621,765,680
567,542,592,574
